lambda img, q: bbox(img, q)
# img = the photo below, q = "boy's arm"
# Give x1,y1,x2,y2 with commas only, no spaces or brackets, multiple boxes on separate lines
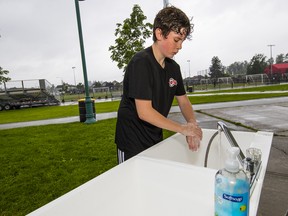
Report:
176,94,197,124
135,99,196,137
176,94,203,150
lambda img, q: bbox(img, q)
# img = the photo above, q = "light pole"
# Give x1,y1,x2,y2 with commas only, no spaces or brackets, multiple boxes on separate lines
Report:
72,66,79,98
163,0,169,7
74,0,96,123
56,77,65,103
187,60,191,91
72,66,77,87
267,44,275,78
187,60,191,78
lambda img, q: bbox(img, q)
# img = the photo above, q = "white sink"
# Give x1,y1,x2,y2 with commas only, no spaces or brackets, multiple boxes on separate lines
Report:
141,129,272,170
140,129,274,215
28,129,273,216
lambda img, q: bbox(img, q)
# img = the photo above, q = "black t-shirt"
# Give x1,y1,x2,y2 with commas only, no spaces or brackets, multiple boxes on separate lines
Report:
115,46,186,156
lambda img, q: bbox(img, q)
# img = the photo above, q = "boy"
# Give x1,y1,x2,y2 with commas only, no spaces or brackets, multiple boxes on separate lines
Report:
115,6,202,163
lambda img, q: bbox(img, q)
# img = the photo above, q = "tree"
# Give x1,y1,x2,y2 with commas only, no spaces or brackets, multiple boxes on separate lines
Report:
247,54,268,75
276,53,288,63
62,82,69,93
209,56,225,79
77,82,85,93
276,54,284,64
267,57,274,65
109,4,153,72
92,81,102,88
226,61,248,76
0,67,11,84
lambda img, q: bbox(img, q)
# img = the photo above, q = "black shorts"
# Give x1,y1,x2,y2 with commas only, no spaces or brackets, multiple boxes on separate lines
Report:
117,148,135,164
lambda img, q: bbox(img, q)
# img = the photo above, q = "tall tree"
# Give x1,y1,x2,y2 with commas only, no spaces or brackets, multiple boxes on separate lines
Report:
109,5,153,72
0,67,11,84
209,56,224,79
226,61,248,76
247,54,268,75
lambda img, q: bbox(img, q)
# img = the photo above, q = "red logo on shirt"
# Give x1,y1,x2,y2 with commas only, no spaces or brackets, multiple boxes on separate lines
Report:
169,78,178,87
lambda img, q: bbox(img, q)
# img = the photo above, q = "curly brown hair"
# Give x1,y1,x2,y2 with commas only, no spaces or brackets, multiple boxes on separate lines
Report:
152,6,194,42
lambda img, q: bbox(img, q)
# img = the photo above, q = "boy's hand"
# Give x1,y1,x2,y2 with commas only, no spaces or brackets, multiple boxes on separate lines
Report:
180,122,202,151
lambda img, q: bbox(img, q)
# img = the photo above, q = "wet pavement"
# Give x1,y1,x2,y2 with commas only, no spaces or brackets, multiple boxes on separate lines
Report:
1,97,288,215
169,97,288,216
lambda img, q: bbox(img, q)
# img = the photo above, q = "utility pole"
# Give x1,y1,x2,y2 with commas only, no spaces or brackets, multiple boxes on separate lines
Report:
267,44,275,78
74,0,96,123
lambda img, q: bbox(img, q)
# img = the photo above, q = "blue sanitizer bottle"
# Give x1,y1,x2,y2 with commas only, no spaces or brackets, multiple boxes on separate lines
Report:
215,147,250,216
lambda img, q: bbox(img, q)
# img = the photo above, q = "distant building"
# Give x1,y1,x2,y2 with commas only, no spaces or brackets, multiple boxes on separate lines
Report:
264,63,288,76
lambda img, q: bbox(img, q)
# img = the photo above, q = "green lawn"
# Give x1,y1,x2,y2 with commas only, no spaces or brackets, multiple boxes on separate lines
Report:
0,119,174,215
1,84,288,124
0,120,117,215
191,83,288,94
1,83,288,215
0,101,121,124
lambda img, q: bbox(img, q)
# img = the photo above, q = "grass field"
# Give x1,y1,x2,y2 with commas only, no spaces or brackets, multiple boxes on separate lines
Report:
1,84,288,124
1,84,288,215
0,118,174,215
0,120,117,215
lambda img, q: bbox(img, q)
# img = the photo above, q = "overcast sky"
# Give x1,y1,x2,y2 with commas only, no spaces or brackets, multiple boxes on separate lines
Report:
0,0,287,86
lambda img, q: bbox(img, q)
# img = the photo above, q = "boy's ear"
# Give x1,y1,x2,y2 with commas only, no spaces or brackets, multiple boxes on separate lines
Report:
155,28,163,41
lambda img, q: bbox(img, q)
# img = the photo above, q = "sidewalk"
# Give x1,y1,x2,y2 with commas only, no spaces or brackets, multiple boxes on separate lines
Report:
1,97,288,130
0,112,118,130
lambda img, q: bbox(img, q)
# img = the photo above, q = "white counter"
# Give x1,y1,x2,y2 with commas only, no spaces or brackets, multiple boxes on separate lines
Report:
28,129,273,216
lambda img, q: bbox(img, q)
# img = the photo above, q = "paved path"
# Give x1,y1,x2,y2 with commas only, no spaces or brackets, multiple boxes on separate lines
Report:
0,112,117,130
1,97,288,130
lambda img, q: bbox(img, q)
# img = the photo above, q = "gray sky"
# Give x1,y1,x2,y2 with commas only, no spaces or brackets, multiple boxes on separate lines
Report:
0,0,287,86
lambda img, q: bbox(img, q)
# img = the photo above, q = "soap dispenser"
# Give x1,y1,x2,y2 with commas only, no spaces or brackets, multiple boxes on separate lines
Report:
215,147,250,216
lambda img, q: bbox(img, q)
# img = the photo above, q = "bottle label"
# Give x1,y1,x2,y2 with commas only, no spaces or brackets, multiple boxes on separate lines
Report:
223,194,243,202
215,176,249,216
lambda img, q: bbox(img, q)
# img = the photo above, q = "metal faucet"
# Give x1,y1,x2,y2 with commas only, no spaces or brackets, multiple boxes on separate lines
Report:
217,121,245,167
205,121,262,196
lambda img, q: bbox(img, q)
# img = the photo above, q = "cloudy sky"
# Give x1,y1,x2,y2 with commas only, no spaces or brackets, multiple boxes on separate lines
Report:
0,0,287,86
